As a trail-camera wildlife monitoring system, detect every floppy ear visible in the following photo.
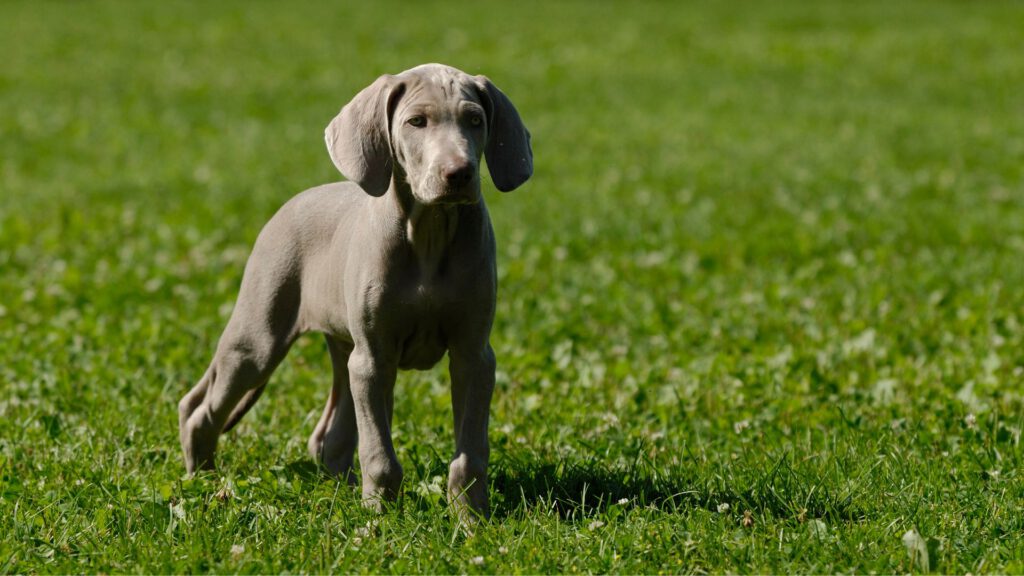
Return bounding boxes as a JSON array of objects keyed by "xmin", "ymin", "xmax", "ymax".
[
  {"xmin": 324, "ymin": 75, "xmax": 405, "ymax": 196},
  {"xmin": 474, "ymin": 76, "xmax": 533, "ymax": 192}
]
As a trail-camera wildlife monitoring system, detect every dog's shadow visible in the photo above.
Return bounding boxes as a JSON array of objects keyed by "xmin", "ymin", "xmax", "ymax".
[
  {"xmin": 488, "ymin": 459, "xmax": 702, "ymax": 519},
  {"xmin": 487, "ymin": 457, "xmax": 864, "ymax": 522},
  {"xmin": 283, "ymin": 458, "xmax": 323, "ymax": 481},
  {"xmin": 283, "ymin": 452, "xmax": 694, "ymax": 518},
  {"xmin": 281, "ymin": 452, "xmax": 862, "ymax": 522}
]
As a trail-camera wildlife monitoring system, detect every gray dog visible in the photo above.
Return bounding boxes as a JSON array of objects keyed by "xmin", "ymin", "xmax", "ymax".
[{"xmin": 177, "ymin": 63, "xmax": 532, "ymax": 519}]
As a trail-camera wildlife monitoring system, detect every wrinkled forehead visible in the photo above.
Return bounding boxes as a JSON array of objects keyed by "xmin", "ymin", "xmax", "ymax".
[{"xmin": 397, "ymin": 66, "xmax": 482, "ymax": 110}]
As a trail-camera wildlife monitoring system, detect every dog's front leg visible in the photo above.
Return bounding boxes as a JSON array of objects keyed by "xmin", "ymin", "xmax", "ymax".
[
  {"xmin": 347, "ymin": 347, "xmax": 403, "ymax": 509},
  {"xmin": 448, "ymin": 343, "xmax": 496, "ymax": 521}
]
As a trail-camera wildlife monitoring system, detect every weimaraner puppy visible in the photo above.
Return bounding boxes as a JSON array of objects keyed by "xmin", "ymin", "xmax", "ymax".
[{"xmin": 177, "ymin": 63, "xmax": 532, "ymax": 519}]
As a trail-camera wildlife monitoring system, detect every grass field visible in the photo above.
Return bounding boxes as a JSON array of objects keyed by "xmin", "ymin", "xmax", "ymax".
[{"xmin": 3, "ymin": 1, "xmax": 1024, "ymax": 573}]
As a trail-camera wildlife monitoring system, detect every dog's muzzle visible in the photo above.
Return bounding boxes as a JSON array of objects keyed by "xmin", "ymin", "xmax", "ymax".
[{"xmin": 427, "ymin": 161, "xmax": 480, "ymax": 204}]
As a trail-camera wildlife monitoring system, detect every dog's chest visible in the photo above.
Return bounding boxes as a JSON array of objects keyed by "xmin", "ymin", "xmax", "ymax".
[{"xmin": 393, "ymin": 282, "xmax": 450, "ymax": 370}]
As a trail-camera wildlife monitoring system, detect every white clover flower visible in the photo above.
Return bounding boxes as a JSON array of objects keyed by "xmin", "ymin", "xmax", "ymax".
[{"xmin": 170, "ymin": 502, "xmax": 186, "ymax": 520}]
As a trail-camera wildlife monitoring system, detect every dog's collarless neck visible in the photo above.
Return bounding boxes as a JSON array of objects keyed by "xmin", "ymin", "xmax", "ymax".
[{"xmin": 386, "ymin": 180, "xmax": 462, "ymax": 275}]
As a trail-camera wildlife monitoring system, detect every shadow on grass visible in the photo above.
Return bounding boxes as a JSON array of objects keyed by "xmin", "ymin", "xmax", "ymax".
[
  {"xmin": 489, "ymin": 455, "xmax": 865, "ymax": 522},
  {"xmin": 278, "ymin": 449, "xmax": 865, "ymax": 523},
  {"xmin": 283, "ymin": 459, "xmax": 322, "ymax": 481}
]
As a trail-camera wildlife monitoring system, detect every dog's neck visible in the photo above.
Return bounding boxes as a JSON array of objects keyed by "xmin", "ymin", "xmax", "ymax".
[
  {"xmin": 404, "ymin": 202, "xmax": 459, "ymax": 273},
  {"xmin": 387, "ymin": 180, "xmax": 462, "ymax": 276}
]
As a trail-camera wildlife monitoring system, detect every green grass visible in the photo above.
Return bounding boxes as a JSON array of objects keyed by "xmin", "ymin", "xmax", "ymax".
[{"xmin": 2, "ymin": 0, "xmax": 1024, "ymax": 572}]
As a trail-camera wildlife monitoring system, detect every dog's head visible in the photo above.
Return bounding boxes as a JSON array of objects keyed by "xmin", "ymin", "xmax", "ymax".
[{"xmin": 325, "ymin": 64, "xmax": 532, "ymax": 205}]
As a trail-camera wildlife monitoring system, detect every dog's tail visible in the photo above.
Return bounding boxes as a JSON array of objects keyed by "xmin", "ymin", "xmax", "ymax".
[{"xmin": 222, "ymin": 384, "xmax": 268, "ymax": 433}]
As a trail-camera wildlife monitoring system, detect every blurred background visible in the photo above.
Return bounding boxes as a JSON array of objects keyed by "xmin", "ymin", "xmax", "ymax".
[{"xmin": 1, "ymin": 1, "xmax": 1023, "ymax": 572}]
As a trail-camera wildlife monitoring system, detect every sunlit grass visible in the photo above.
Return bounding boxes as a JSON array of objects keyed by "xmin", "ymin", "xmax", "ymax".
[{"xmin": 2, "ymin": 1, "xmax": 1023, "ymax": 572}]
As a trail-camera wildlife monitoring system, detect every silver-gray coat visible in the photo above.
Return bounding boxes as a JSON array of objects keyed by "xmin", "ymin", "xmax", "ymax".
[{"xmin": 177, "ymin": 63, "xmax": 532, "ymax": 520}]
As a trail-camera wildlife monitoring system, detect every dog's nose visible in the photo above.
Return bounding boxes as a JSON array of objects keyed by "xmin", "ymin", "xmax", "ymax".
[{"xmin": 443, "ymin": 161, "xmax": 475, "ymax": 187}]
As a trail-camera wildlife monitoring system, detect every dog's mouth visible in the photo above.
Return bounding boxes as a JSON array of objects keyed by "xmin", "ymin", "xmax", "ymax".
[
  {"xmin": 439, "ymin": 190, "xmax": 481, "ymax": 205},
  {"xmin": 416, "ymin": 184, "xmax": 481, "ymax": 206}
]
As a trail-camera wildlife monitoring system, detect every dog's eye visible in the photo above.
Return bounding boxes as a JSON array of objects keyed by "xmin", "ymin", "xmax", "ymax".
[
  {"xmin": 469, "ymin": 115, "xmax": 483, "ymax": 127},
  {"xmin": 407, "ymin": 116, "xmax": 427, "ymax": 128}
]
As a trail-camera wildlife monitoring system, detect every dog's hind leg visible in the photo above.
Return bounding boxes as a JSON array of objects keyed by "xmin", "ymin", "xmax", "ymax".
[
  {"xmin": 178, "ymin": 366, "xmax": 212, "ymax": 445},
  {"xmin": 308, "ymin": 335, "xmax": 357, "ymax": 484},
  {"xmin": 179, "ymin": 268, "xmax": 300, "ymax": 473},
  {"xmin": 179, "ymin": 328, "xmax": 294, "ymax": 473},
  {"xmin": 221, "ymin": 382, "xmax": 268, "ymax": 434}
]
